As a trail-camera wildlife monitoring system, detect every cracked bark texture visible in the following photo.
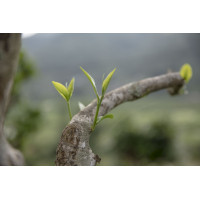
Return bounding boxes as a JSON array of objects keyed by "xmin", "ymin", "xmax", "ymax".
[
  {"xmin": 0, "ymin": 33, "xmax": 24, "ymax": 165},
  {"xmin": 55, "ymin": 72, "xmax": 184, "ymax": 166}
]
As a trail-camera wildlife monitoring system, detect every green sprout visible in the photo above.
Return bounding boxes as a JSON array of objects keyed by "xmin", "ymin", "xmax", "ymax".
[
  {"xmin": 180, "ymin": 63, "xmax": 192, "ymax": 83},
  {"xmin": 80, "ymin": 67, "xmax": 116, "ymax": 131},
  {"xmin": 52, "ymin": 78, "xmax": 75, "ymax": 120}
]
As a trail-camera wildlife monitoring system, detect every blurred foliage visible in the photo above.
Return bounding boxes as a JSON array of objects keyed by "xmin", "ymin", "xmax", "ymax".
[
  {"xmin": 11, "ymin": 51, "xmax": 35, "ymax": 105},
  {"xmin": 113, "ymin": 118, "xmax": 175, "ymax": 165},
  {"xmin": 7, "ymin": 105, "xmax": 41, "ymax": 149},
  {"xmin": 5, "ymin": 50, "xmax": 41, "ymax": 150},
  {"xmin": 89, "ymin": 99, "xmax": 200, "ymax": 166}
]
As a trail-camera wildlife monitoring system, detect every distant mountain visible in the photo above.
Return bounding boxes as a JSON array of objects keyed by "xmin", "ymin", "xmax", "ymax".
[{"xmin": 22, "ymin": 33, "xmax": 200, "ymax": 100}]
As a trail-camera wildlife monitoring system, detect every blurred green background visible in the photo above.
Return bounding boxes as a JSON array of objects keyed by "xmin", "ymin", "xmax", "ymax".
[{"xmin": 4, "ymin": 33, "xmax": 200, "ymax": 165}]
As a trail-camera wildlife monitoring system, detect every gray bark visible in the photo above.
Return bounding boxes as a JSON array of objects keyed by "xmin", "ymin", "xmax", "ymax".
[
  {"xmin": 55, "ymin": 72, "xmax": 184, "ymax": 166},
  {"xmin": 0, "ymin": 33, "xmax": 24, "ymax": 165}
]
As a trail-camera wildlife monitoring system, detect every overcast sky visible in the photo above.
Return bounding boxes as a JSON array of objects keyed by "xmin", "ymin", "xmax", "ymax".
[{"xmin": 22, "ymin": 33, "xmax": 36, "ymax": 38}]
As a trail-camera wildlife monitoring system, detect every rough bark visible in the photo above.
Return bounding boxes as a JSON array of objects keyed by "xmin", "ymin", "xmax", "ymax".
[
  {"xmin": 0, "ymin": 33, "xmax": 24, "ymax": 165},
  {"xmin": 55, "ymin": 72, "xmax": 184, "ymax": 166}
]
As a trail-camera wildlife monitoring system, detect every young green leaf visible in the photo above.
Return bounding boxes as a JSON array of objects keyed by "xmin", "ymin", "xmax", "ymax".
[
  {"xmin": 80, "ymin": 67, "xmax": 99, "ymax": 100},
  {"xmin": 52, "ymin": 81, "xmax": 69, "ymax": 101},
  {"xmin": 67, "ymin": 78, "xmax": 75, "ymax": 99},
  {"xmin": 97, "ymin": 114, "xmax": 114, "ymax": 124},
  {"xmin": 180, "ymin": 63, "xmax": 192, "ymax": 83},
  {"xmin": 78, "ymin": 101, "xmax": 86, "ymax": 111},
  {"xmin": 102, "ymin": 68, "xmax": 116, "ymax": 95}
]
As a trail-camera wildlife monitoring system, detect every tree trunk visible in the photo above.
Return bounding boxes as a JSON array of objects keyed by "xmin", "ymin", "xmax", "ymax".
[
  {"xmin": 55, "ymin": 72, "xmax": 184, "ymax": 166},
  {"xmin": 0, "ymin": 33, "xmax": 24, "ymax": 165}
]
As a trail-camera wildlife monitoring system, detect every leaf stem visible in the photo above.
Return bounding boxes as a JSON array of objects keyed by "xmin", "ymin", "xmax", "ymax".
[
  {"xmin": 92, "ymin": 96, "xmax": 103, "ymax": 131},
  {"xmin": 67, "ymin": 101, "xmax": 72, "ymax": 120}
]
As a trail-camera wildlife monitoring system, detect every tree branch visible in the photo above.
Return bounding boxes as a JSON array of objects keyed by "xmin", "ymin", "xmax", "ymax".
[
  {"xmin": 0, "ymin": 33, "xmax": 24, "ymax": 165},
  {"xmin": 55, "ymin": 72, "xmax": 184, "ymax": 166}
]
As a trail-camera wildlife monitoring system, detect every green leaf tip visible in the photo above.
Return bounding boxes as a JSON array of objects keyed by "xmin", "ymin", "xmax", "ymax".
[
  {"xmin": 102, "ymin": 68, "xmax": 116, "ymax": 95},
  {"xmin": 97, "ymin": 114, "xmax": 114, "ymax": 124},
  {"xmin": 80, "ymin": 66, "xmax": 99, "ymax": 99},
  {"xmin": 52, "ymin": 81, "xmax": 69, "ymax": 101},
  {"xmin": 52, "ymin": 78, "xmax": 75, "ymax": 102},
  {"xmin": 67, "ymin": 77, "xmax": 75, "ymax": 99},
  {"xmin": 180, "ymin": 63, "xmax": 192, "ymax": 83}
]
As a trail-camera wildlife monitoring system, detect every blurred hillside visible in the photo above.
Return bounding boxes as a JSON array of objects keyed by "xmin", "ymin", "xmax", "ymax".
[{"xmin": 22, "ymin": 34, "xmax": 200, "ymax": 101}]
